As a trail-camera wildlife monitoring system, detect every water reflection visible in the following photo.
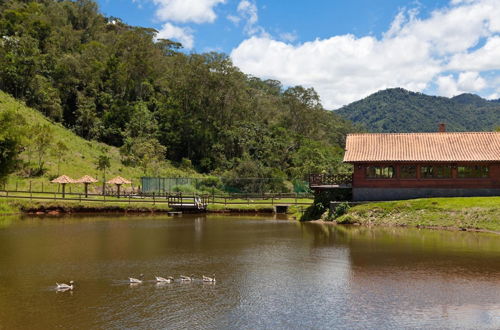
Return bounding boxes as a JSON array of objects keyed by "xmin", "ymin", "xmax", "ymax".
[{"xmin": 0, "ymin": 214, "xmax": 498, "ymax": 329}]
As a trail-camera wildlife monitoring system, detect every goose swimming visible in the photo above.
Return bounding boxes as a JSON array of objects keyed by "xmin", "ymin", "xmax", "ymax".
[
  {"xmin": 155, "ymin": 276, "xmax": 174, "ymax": 283},
  {"xmin": 202, "ymin": 275, "xmax": 216, "ymax": 283},
  {"xmin": 180, "ymin": 275, "xmax": 194, "ymax": 282},
  {"xmin": 129, "ymin": 274, "xmax": 144, "ymax": 284},
  {"xmin": 56, "ymin": 281, "xmax": 74, "ymax": 290}
]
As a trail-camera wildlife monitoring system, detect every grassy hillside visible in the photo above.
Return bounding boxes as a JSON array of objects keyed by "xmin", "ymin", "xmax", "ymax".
[
  {"xmin": 0, "ymin": 91, "xmax": 194, "ymax": 192},
  {"xmin": 337, "ymin": 197, "xmax": 500, "ymax": 232},
  {"xmin": 335, "ymin": 88, "xmax": 500, "ymax": 132}
]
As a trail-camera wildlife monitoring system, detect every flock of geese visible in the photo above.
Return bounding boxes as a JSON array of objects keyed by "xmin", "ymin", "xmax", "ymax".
[{"xmin": 56, "ymin": 274, "xmax": 216, "ymax": 291}]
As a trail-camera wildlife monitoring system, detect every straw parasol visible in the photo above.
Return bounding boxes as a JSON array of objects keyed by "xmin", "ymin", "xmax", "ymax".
[
  {"xmin": 50, "ymin": 175, "xmax": 75, "ymax": 198},
  {"xmin": 75, "ymin": 175, "xmax": 98, "ymax": 198},
  {"xmin": 106, "ymin": 176, "xmax": 132, "ymax": 197}
]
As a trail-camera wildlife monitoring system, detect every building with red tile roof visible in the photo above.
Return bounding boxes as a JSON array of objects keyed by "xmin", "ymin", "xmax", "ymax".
[{"xmin": 342, "ymin": 128, "xmax": 500, "ymax": 201}]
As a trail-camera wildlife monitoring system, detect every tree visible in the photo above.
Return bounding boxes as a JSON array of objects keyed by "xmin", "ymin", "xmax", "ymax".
[
  {"xmin": 120, "ymin": 137, "xmax": 166, "ymax": 175},
  {"xmin": 32, "ymin": 123, "xmax": 53, "ymax": 175},
  {"xmin": 52, "ymin": 141, "xmax": 69, "ymax": 176},
  {"xmin": 96, "ymin": 152, "xmax": 110, "ymax": 193},
  {"xmin": 0, "ymin": 110, "xmax": 25, "ymax": 183}
]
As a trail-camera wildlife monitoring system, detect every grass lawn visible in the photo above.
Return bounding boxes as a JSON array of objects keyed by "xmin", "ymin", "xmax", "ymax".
[{"xmin": 337, "ymin": 196, "xmax": 500, "ymax": 232}]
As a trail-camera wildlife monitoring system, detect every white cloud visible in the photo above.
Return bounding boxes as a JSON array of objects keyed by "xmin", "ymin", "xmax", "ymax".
[
  {"xmin": 231, "ymin": 0, "xmax": 500, "ymax": 108},
  {"xmin": 157, "ymin": 23, "xmax": 194, "ymax": 49},
  {"xmin": 279, "ymin": 31, "xmax": 298, "ymax": 43},
  {"xmin": 487, "ymin": 92, "xmax": 499, "ymax": 99},
  {"xmin": 227, "ymin": 14, "xmax": 241, "ymax": 25},
  {"xmin": 437, "ymin": 72, "xmax": 486, "ymax": 96},
  {"xmin": 151, "ymin": 0, "xmax": 226, "ymax": 24},
  {"xmin": 234, "ymin": 0, "xmax": 269, "ymax": 37},
  {"xmin": 448, "ymin": 36, "xmax": 500, "ymax": 71}
]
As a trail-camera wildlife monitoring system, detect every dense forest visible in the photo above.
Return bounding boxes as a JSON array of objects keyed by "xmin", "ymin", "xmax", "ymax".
[
  {"xmin": 0, "ymin": 0, "xmax": 357, "ymax": 186},
  {"xmin": 336, "ymin": 88, "xmax": 500, "ymax": 132}
]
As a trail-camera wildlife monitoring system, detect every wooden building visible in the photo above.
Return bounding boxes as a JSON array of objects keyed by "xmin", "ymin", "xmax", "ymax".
[{"xmin": 342, "ymin": 128, "xmax": 500, "ymax": 201}]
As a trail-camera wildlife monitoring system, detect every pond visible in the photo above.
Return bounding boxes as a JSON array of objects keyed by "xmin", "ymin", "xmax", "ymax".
[{"xmin": 0, "ymin": 214, "xmax": 499, "ymax": 329}]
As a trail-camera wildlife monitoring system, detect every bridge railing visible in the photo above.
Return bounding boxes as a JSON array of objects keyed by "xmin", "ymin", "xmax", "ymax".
[{"xmin": 308, "ymin": 173, "xmax": 352, "ymax": 187}]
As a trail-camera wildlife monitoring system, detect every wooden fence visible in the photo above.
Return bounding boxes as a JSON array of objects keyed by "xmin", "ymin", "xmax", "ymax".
[{"xmin": 0, "ymin": 189, "xmax": 314, "ymax": 207}]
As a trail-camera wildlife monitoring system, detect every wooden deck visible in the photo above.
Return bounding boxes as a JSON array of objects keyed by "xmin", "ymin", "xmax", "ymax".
[
  {"xmin": 167, "ymin": 195, "xmax": 208, "ymax": 212},
  {"xmin": 309, "ymin": 174, "xmax": 353, "ymax": 191}
]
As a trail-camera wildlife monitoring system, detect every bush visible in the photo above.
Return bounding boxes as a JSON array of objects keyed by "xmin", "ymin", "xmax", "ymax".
[
  {"xmin": 171, "ymin": 184, "xmax": 199, "ymax": 193},
  {"xmin": 332, "ymin": 202, "xmax": 350, "ymax": 219},
  {"xmin": 300, "ymin": 188, "xmax": 352, "ymax": 221},
  {"xmin": 300, "ymin": 202, "xmax": 326, "ymax": 221}
]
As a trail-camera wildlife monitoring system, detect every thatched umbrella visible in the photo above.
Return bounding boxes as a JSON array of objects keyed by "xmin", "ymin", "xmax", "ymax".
[
  {"xmin": 75, "ymin": 175, "xmax": 98, "ymax": 198},
  {"xmin": 106, "ymin": 176, "xmax": 132, "ymax": 197},
  {"xmin": 50, "ymin": 175, "xmax": 75, "ymax": 198}
]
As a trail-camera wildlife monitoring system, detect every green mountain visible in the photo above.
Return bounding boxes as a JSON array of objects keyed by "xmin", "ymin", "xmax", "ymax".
[{"xmin": 335, "ymin": 88, "xmax": 500, "ymax": 132}]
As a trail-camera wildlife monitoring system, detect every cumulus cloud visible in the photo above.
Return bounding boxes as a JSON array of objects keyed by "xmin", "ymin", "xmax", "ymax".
[
  {"xmin": 437, "ymin": 72, "xmax": 486, "ymax": 96},
  {"xmin": 157, "ymin": 23, "xmax": 194, "ymax": 49},
  {"xmin": 230, "ymin": 0, "xmax": 500, "ymax": 108},
  {"xmin": 448, "ymin": 36, "xmax": 500, "ymax": 71},
  {"xmin": 151, "ymin": 0, "xmax": 226, "ymax": 24}
]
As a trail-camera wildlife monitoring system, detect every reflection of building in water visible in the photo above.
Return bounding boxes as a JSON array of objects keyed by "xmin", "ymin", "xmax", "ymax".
[{"xmin": 339, "ymin": 226, "xmax": 500, "ymax": 329}]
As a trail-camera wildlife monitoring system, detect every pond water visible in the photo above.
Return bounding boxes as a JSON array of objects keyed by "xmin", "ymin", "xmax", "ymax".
[{"xmin": 0, "ymin": 214, "xmax": 499, "ymax": 329}]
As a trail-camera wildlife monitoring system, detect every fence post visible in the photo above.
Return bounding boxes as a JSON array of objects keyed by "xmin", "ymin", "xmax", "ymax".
[
  {"xmin": 153, "ymin": 192, "xmax": 156, "ymax": 205},
  {"xmin": 15, "ymin": 181, "xmax": 18, "ymax": 192},
  {"xmin": 295, "ymin": 193, "xmax": 297, "ymax": 205},
  {"xmin": 29, "ymin": 181, "xmax": 32, "ymax": 193},
  {"xmin": 41, "ymin": 182, "xmax": 44, "ymax": 193},
  {"xmin": 272, "ymin": 195, "xmax": 274, "ymax": 206},
  {"xmin": 224, "ymin": 196, "xmax": 227, "ymax": 208}
]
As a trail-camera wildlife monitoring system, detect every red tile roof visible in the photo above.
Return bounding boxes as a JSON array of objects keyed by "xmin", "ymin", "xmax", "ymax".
[{"xmin": 343, "ymin": 132, "xmax": 500, "ymax": 162}]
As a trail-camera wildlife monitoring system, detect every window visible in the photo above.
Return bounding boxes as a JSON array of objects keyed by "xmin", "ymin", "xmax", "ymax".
[
  {"xmin": 366, "ymin": 166, "xmax": 395, "ymax": 179},
  {"xmin": 400, "ymin": 165, "xmax": 417, "ymax": 179},
  {"xmin": 458, "ymin": 165, "xmax": 489, "ymax": 178},
  {"xmin": 421, "ymin": 166, "xmax": 452, "ymax": 179}
]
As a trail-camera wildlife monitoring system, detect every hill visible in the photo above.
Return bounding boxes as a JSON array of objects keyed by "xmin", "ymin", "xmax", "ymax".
[
  {"xmin": 0, "ymin": 0, "xmax": 356, "ymax": 183},
  {"xmin": 0, "ymin": 91, "xmax": 193, "ymax": 192},
  {"xmin": 335, "ymin": 88, "xmax": 500, "ymax": 132}
]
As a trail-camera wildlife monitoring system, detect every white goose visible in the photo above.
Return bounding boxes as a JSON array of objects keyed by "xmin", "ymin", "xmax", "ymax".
[
  {"xmin": 155, "ymin": 276, "xmax": 174, "ymax": 283},
  {"xmin": 180, "ymin": 275, "xmax": 194, "ymax": 282},
  {"xmin": 129, "ymin": 274, "xmax": 144, "ymax": 284},
  {"xmin": 202, "ymin": 274, "xmax": 216, "ymax": 283},
  {"xmin": 56, "ymin": 281, "xmax": 74, "ymax": 290}
]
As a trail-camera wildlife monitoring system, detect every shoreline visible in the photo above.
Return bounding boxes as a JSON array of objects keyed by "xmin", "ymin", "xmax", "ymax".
[
  {"xmin": 308, "ymin": 219, "xmax": 500, "ymax": 235},
  {"xmin": 0, "ymin": 199, "xmax": 282, "ymax": 216}
]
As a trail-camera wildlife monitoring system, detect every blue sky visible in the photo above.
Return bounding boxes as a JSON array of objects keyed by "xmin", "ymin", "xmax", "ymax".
[{"xmin": 96, "ymin": 0, "xmax": 500, "ymax": 108}]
